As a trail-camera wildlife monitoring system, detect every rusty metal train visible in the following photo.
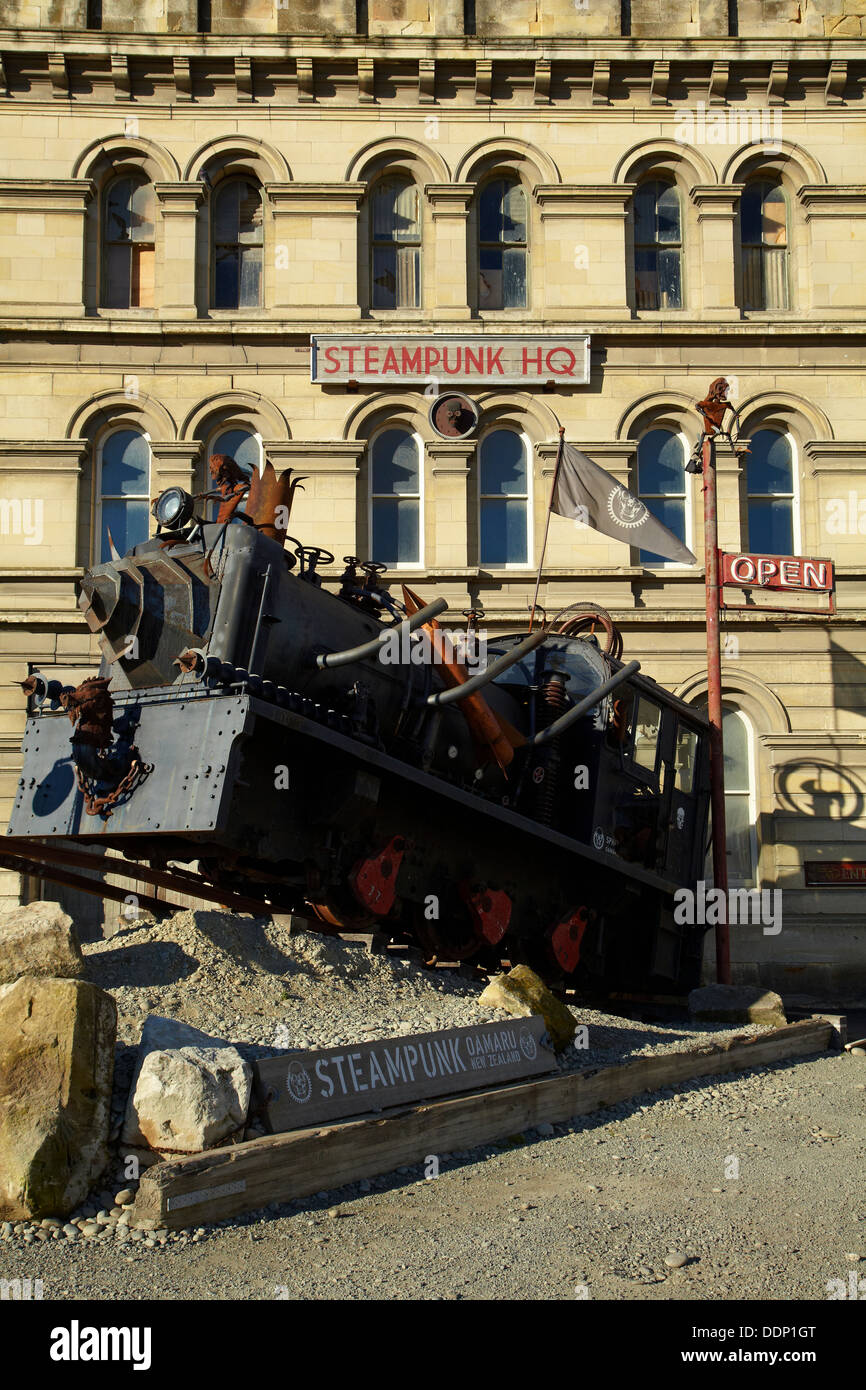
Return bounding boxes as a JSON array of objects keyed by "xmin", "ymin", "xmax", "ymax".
[{"xmin": 4, "ymin": 455, "xmax": 712, "ymax": 992}]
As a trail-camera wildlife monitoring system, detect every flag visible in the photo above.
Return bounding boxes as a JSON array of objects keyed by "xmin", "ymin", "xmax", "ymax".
[{"xmin": 552, "ymin": 441, "xmax": 696, "ymax": 565}]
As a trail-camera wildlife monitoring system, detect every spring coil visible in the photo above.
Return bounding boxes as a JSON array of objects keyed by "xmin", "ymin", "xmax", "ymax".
[{"xmin": 531, "ymin": 674, "xmax": 570, "ymax": 825}]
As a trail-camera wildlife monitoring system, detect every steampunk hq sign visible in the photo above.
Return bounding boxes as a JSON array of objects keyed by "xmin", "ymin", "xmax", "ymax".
[
  {"xmin": 310, "ymin": 334, "xmax": 591, "ymax": 385},
  {"xmin": 254, "ymin": 1017, "xmax": 556, "ymax": 1133}
]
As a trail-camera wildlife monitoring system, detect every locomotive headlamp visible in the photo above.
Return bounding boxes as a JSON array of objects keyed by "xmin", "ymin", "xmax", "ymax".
[{"xmin": 152, "ymin": 487, "xmax": 195, "ymax": 531}]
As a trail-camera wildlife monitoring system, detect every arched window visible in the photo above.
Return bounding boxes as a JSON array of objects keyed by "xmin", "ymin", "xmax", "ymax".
[
  {"xmin": 633, "ymin": 180, "xmax": 682, "ymax": 310},
  {"xmin": 741, "ymin": 181, "xmax": 789, "ymax": 310},
  {"xmin": 478, "ymin": 178, "xmax": 527, "ymax": 310},
  {"xmin": 721, "ymin": 704, "xmax": 758, "ymax": 886},
  {"xmin": 746, "ymin": 429, "xmax": 796, "ymax": 554},
  {"xmin": 479, "ymin": 430, "xmax": 530, "ymax": 566},
  {"xmin": 370, "ymin": 429, "xmax": 421, "ymax": 565},
  {"xmin": 370, "ymin": 177, "xmax": 421, "ymax": 310},
  {"xmin": 212, "ymin": 179, "xmax": 263, "ymax": 309},
  {"xmin": 102, "ymin": 174, "xmax": 155, "ymax": 309},
  {"xmin": 636, "ymin": 428, "xmax": 689, "ymax": 565},
  {"xmin": 97, "ymin": 429, "xmax": 150, "ymax": 562},
  {"xmin": 205, "ymin": 427, "xmax": 262, "ymax": 519}
]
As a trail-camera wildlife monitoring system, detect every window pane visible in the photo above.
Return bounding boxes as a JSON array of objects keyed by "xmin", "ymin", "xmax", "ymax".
[
  {"xmin": 763, "ymin": 247, "xmax": 789, "ymax": 309},
  {"xmin": 103, "ymin": 242, "xmax": 131, "ymax": 309},
  {"xmin": 502, "ymin": 247, "xmax": 527, "ymax": 307},
  {"xmin": 762, "ymin": 186, "xmax": 787, "ymax": 247},
  {"xmin": 213, "ymin": 429, "xmax": 260, "ymax": 477},
  {"xmin": 480, "ymin": 431, "xmax": 526, "ymax": 496},
  {"xmin": 479, "ymin": 181, "xmax": 505, "ymax": 242},
  {"xmin": 129, "ymin": 179, "xmax": 155, "ymax": 243},
  {"xmin": 747, "ymin": 430, "xmax": 793, "ymax": 494},
  {"xmin": 372, "ymin": 246, "xmax": 397, "ymax": 308},
  {"xmin": 101, "ymin": 430, "xmax": 149, "ymax": 496},
  {"xmin": 675, "ymin": 726, "xmax": 698, "ymax": 795},
  {"xmin": 101, "ymin": 498, "xmax": 150, "ymax": 562},
  {"xmin": 131, "ymin": 244, "xmax": 155, "ymax": 308},
  {"xmin": 501, "ymin": 182, "xmax": 526, "ymax": 244},
  {"xmin": 479, "ymin": 249, "xmax": 503, "ymax": 309},
  {"xmin": 722, "ymin": 707, "xmax": 749, "ymax": 792},
  {"xmin": 372, "ymin": 178, "xmax": 419, "ymax": 242},
  {"xmin": 372, "ymin": 430, "xmax": 419, "ymax": 495},
  {"xmin": 105, "ymin": 178, "xmax": 134, "ymax": 243},
  {"xmin": 633, "ymin": 183, "xmax": 656, "ymax": 245},
  {"xmin": 742, "ymin": 245, "xmax": 763, "ymax": 309},
  {"xmin": 634, "ymin": 249, "xmax": 658, "ymax": 310},
  {"xmin": 724, "ymin": 794, "xmax": 754, "ymax": 882},
  {"xmin": 748, "ymin": 498, "xmax": 794, "ymax": 554},
  {"xmin": 238, "ymin": 245, "xmax": 262, "ymax": 307},
  {"xmin": 214, "ymin": 246, "xmax": 239, "ymax": 308},
  {"xmin": 656, "ymin": 184, "xmax": 681, "ymax": 244},
  {"xmin": 238, "ymin": 184, "xmax": 263, "ymax": 245},
  {"xmin": 395, "ymin": 246, "xmax": 420, "ymax": 308},
  {"xmin": 741, "ymin": 182, "xmax": 768, "ymax": 245},
  {"xmin": 639, "ymin": 498, "xmax": 685, "ymax": 565},
  {"xmin": 372, "ymin": 498, "xmax": 419, "ymax": 564},
  {"xmin": 657, "ymin": 248, "xmax": 682, "ymax": 308},
  {"xmin": 638, "ymin": 429, "xmax": 684, "ymax": 495},
  {"xmin": 480, "ymin": 498, "xmax": 528, "ymax": 565},
  {"xmin": 213, "ymin": 182, "xmax": 239, "ymax": 244},
  {"xmin": 633, "ymin": 697, "xmax": 661, "ymax": 773}
]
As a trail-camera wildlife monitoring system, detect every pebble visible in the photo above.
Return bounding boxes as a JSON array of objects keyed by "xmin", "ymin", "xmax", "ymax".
[
  {"xmin": 114, "ymin": 1190, "xmax": 135, "ymax": 1207},
  {"xmin": 664, "ymin": 1252, "xmax": 689, "ymax": 1269}
]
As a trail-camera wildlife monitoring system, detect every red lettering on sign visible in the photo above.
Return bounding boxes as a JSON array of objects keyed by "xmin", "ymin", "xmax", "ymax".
[
  {"xmin": 364, "ymin": 346, "xmax": 379, "ymax": 374},
  {"xmin": 382, "ymin": 347, "xmax": 400, "ymax": 373},
  {"xmin": 802, "ymin": 561, "xmax": 827, "ymax": 589},
  {"xmin": 401, "ymin": 347, "xmax": 422, "ymax": 373},
  {"xmin": 522, "ymin": 347, "xmax": 543, "ymax": 374},
  {"xmin": 730, "ymin": 555, "xmax": 757, "ymax": 583},
  {"xmin": 464, "ymin": 346, "xmax": 484, "ymax": 375},
  {"xmin": 424, "ymin": 346, "xmax": 441, "ymax": 375},
  {"xmin": 442, "ymin": 348, "xmax": 462, "ymax": 375},
  {"xmin": 323, "ymin": 346, "xmax": 342, "ymax": 374},
  {"xmin": 487, "ymin": 347, "xmax": 504, "ymax": 374},
  {"xmin": 345, "ymin": 346, "xmax": 360, "ymax": 374},
  {"xmin": 546, "ymin": 347, "xmax": 577, "ymax": 376}
]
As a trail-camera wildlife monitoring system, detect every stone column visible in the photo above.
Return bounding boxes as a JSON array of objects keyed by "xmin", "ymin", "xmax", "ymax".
[
  {"xmin": 0, "ymin": 180, "xmax": 93, "ymax": 316},
  {"xmin": 536, "ymin": 186, "xmax": 635, "ymax": 320},
  {"xmin": 149, "ymin": 441, "xmax": 201, "ymax": 498},
  {"xmin": 154, "ymin": 183, "xmax": 205, "ymax": 320},
  {"xmin": 426, "ymin": 185, "xmax": 473, "ymax": 322},
  {"xmin": 690, "ymin": 185, "xmax": 743, "ymax": 318},
  {"xmin": 426, "ymin": 439, "xmax": 474, "ymax": 569},
  {"xmin": 263, "ymin": 441, "xmax": 364, "ymax": 562},
  {"xmin": 267, "ymin": 185, "xmax": 365, "ymax": 320}
]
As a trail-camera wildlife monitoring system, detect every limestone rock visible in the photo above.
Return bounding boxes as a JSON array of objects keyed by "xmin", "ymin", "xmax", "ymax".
[
  {"xmin": 688, "ymin": 984, "xmax": 786, "ymax": 1028},
  {"xmin": 121, "ymin": 1014, "xmax": 233, "ymax": 1142},
  {"xmin": 480, "ymin": 964, "xmax": 576, "ymax": 1052},
  {"xmin": 0, "ymin": 901, "xmax": 84, "ymax": 985},
  {"xmin": 0, "ymin": 975, "xmax": 116, "ymax": 1220},
  {"xmin": 124, "ymin": 1046, "xmax": 252, "ymax": 1154}
]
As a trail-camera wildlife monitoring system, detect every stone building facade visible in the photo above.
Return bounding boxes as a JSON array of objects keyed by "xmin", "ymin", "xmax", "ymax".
[{"xmin": 0, "ymin": 0, "xmax": 864, "ymax": 994}]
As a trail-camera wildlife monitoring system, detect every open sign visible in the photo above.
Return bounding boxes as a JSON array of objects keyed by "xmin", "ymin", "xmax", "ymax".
[{"xmin": 720, "ymin": 552, "xmax": 834, "ymax": 593}]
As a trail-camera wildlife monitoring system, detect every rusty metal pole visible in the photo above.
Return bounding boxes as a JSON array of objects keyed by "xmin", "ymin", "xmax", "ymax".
[{"xmin": 702, "ymin": 429, "xmax": 731, "ymax": 984}]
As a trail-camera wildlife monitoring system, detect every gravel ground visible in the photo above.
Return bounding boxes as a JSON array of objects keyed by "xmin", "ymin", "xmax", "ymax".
[{"xmin": 2, "ymin": 909, "xmax": 863, "ymax": 1300}]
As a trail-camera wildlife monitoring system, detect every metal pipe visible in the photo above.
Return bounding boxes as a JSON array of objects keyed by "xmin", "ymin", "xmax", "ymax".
[
  {"xmin": 702, "ymin": 431, "xmax": 730, "ymax": 984},
  {"xmin": 525, "ymin": 660, "xmax": 640, "ymax": 747},
  {"xmin": 426, "ymin": 630, "xmax": 548, "ymax": 706},
  {"xmin": 315, "ymin": 597, "xmax": 448, "ymax": 670}
]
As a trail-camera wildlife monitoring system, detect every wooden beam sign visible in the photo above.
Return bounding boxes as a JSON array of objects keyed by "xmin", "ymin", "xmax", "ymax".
[{"xmin": 254, "ymin": 1017, "xmax": 556, "ymax": 1133}]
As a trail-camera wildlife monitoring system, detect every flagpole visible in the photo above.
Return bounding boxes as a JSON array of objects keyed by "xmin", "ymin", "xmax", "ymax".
[{"xmin": 529, "ymin": 425, "xmax": 565, "ymax": 633}]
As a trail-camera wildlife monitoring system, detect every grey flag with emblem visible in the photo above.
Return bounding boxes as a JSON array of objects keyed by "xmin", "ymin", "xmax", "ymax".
[{"xmin": 551, "ymin": 441, "xmax": 696, "ymax": 564}]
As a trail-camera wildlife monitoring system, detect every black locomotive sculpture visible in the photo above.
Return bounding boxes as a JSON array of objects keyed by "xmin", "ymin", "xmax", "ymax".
[{"xmin": 6, "ymin": 455, "xmax": 712, "ymax": 992}]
